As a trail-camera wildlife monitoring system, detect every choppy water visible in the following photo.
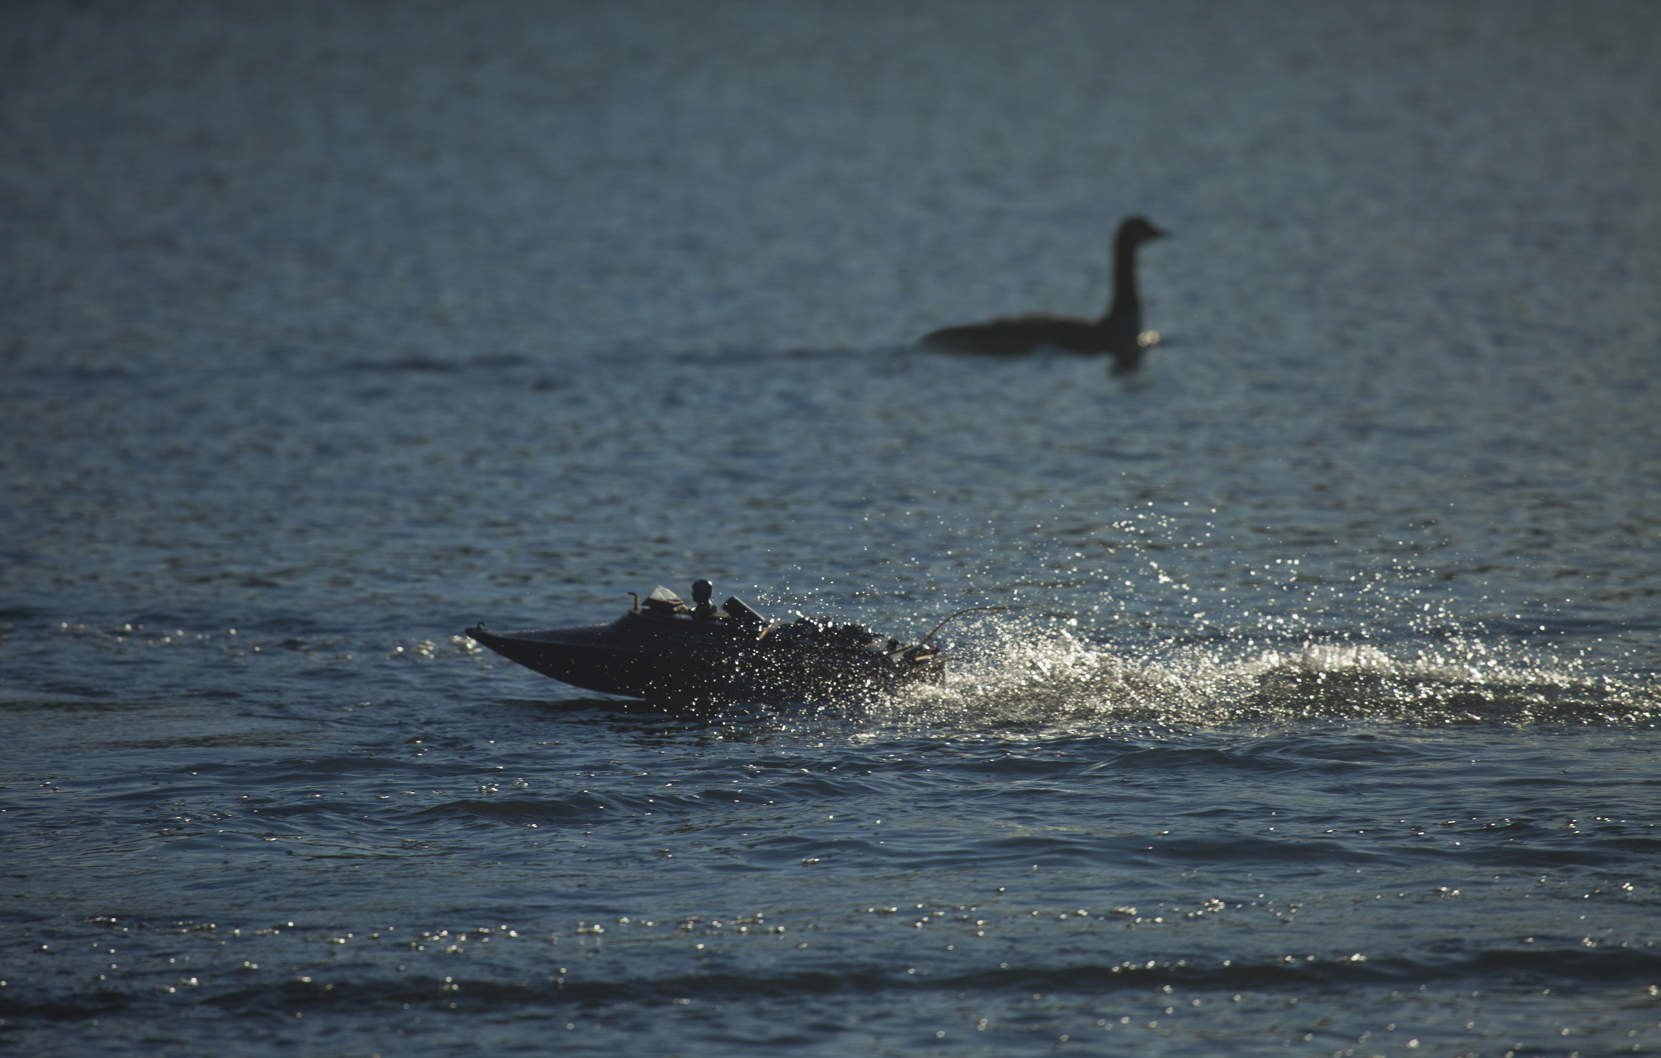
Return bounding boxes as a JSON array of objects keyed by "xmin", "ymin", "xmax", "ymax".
[{"xmin": 3, "ymin": 2, "xmax": 1659, "ymax": 1055}]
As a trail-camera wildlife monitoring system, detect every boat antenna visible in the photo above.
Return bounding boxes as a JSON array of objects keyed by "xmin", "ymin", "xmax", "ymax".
[{"xmin": 919, "ymin": 605, "xmax": 1012, "ymax": 646}]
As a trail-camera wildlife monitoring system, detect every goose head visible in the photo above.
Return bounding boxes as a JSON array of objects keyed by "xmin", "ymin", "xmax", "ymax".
[{"xmin": 1117, "ymin": 215, "xmax": 1167, "ymax": 248}]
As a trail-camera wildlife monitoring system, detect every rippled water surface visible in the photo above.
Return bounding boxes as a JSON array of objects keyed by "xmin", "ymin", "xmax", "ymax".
[{"xmin": 3, "ymin": 2, "xmax": 1659, "ymax": 1055}]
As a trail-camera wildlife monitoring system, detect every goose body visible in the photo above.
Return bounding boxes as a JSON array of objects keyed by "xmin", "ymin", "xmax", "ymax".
[{"xmin": 920, "ymin": 215, "xmax": 1166, "ymax": 373}]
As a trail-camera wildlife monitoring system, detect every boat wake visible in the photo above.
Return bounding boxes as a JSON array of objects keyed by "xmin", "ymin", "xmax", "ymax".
[{"xmin": 861, "ymin": 623, "xmax": 1660, "ymax": 729}]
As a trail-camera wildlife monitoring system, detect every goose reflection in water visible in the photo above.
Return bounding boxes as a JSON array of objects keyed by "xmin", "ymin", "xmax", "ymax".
[{"xmin": 919, "ymin": 215, "xmax": 1167, "ymax": 374}]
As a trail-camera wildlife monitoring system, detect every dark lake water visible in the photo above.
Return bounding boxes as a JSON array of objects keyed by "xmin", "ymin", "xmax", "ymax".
[{"xmin": 3, "ymin": 2, "xmax": 1659, "ymax": 1055}]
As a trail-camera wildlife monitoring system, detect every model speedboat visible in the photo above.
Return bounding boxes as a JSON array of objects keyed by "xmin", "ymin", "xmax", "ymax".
[{"xmin": 466, "ymin": 580, "xmax": 974, "ymax": 704}]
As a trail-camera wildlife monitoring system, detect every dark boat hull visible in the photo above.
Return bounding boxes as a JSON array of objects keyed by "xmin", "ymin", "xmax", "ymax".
[{"xmin": 467, "ymin": 610, "xmax": 944, "ymax": 704}]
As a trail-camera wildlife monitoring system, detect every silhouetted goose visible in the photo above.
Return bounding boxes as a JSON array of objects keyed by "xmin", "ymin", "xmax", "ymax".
[{"xmin": 919, "ymin": 216, "xmax": 1167, "ymax": 374}]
